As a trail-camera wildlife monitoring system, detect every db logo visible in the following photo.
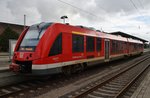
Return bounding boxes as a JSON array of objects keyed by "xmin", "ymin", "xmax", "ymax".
[{"xmin": 20, "ymin": 53, "xmax": 24, "ymax": 58}]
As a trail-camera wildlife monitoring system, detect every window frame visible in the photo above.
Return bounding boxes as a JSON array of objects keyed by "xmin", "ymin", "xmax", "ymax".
[
  {"xmin": 49, "ymin": 33, "xmax": 62, "ymax": 56},
  {"xmin": 72, "ymin": 34, "xmax": 84, "ymax": 53},
  {"xmin": 96, "ymin": 37, "xmax": 102, "ymax": 52},
  {"xmin": 86, "ymin": 36, "xmax": 95, "ymax": 52}
]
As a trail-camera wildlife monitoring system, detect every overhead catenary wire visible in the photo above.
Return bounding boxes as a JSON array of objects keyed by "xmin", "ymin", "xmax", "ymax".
[
  {"xmin": 57, "ymin": 0, "xmax": 112, "ymax": 20},
  {"xmin": 137, "ymin": 0, "xmax": 144, "ymax": 9},
  {"xmin": 129, "ymin": 0, "xmax": 143, "ymax": 16},
  {"xmin": 58, "ymin": 0, "xmax": 149, "ymax": 41},
  {"xmin": 57, "ymin": 0, "xmax": 98, "ymax": 18},
  {"xmin": 57, "ymin": 0, "xmax": 125, "ymax": 31},
  {"xmin": 128, "ymin": 0, "xmax": 147, "ymax": 31}
]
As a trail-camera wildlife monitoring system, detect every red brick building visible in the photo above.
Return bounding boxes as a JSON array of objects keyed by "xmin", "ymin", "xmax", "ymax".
[{"xmin": 0, "ymin": 22, "xmax": 25, "ymax": 35}]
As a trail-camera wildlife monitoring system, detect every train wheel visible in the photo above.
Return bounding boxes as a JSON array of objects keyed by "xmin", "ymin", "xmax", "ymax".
[
  {"xmin": 83, "ymin": 62, "xmax": 87, "ymax": 70},
  {"xmin": 79, "ymin": 63, "xmax": 85, "ymax": 72},
  {"xmin": 62, "ymin": 66, "xmax": 72, "ymax": 75},
  {"xmin": 72, "ymin": 64, "xmax": 84, "ymax": 73}
]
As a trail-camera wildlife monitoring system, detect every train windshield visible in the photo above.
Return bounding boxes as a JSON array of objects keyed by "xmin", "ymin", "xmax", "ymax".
[{"xmin": 19, "ymin": 22, "xmax": 52, "ymax": 51}]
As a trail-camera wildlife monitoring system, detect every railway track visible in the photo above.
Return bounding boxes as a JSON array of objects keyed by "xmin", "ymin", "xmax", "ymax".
[
  {"xmin": 0, "ymin": 54, "xmax": 149, "ymax": 98},
  {"xmin": 0, "ymin": 71, "xmax": 29, "ymax": 88},
  {"xmin": 0, "ymin": 78, "xmax": 45, "ymax": 98},
  {"xmin": 0, "ymin": 70, "xmax": 39, "ymax": 98},
  {"xmin": 61, "ymin": 55, "xmax": 150, "ymax": 98}
]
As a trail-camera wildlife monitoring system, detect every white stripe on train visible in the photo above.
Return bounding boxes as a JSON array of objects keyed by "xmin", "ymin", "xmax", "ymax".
[
  {"xmin": 32, "ymin": 51, "xmax": 142, "ymax": 70},
  {"xmin": 32, "ymin": 56, "xmax": 105, "ymax": 70}
]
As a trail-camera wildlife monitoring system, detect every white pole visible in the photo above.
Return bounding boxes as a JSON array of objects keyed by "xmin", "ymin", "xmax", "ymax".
[{"xmin": 24, "ymin": 14, "xmax": 26, "ymax": 30}]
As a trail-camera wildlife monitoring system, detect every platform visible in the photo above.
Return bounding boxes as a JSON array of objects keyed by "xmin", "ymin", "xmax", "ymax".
[
  {"xmin": 0, "ymin": 53, "xmax": 10, "ymax": 72},
  {"xmin": 143, "ymin": 48, "xmax": 150, "ymax": 54}
]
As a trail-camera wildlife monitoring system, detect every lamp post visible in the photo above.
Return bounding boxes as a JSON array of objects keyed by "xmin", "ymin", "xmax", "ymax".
[
  {"xmin": 60, "ymin": 15, "xmax": 68, "ymax": 23},
  {"xmin": 24, "ymin": 14, "xmax": 26, "ymax": 30}
]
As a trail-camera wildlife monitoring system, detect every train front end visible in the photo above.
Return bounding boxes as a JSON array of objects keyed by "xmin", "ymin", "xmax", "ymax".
[{"xmin": 9, "ymin": 22, "xmax": 52, "ymax": 75}]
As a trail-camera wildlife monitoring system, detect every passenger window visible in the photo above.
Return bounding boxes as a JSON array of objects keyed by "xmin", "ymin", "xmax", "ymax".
[
  {"xmin": 112, "ymin": 40, "xmax": 116, "ymax": 53},
  {"xmin": 96, "ymin": 38, "xmax": 101, "ymax": 51},
  {"xmin": 86, "ymin": 36, "xmax": 94, "ymax": 52},
  {"xmin": 49, "ymin": 33, "xmax": 62, "ymax": 56},
  {"xmin": 72, "ymin": 34, "xmax": 84, "ymax": 52}
]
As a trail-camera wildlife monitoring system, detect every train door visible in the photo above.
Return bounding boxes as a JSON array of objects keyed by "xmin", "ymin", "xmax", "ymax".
[
  {"xmin": 62, "ymin": 32, "xmax": 72, "ymax": 61},
  {"xmin": 105, "ymin": 39, "xmax": 110, "ymax": 62}
]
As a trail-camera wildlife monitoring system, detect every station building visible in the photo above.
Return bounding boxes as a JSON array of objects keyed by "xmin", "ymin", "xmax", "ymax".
[{"xmin": 0, "ymin": 22, "xmax": 24, "ymax": 35}]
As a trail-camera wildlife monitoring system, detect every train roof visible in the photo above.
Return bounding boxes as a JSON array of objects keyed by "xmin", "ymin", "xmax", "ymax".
[
  {"xmin": 52, "ymin": 23, "xmax": 143, "ymax": 44},
  {"xmin": 67, "ymin": 24, "xmax": 128, "ymax": 42},
  {"xmin": 104, "ymin": 33, "xmax": 127, "ymax": 42}
]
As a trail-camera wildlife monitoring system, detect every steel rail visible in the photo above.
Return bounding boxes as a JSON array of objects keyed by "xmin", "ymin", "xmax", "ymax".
[
  {"xmin": 73, "ymin": 55, "xmax": 150, "ymax": 98},
  {"xmin": 114, "ymin": 63, "xmax": 150, "ymax": 98}
]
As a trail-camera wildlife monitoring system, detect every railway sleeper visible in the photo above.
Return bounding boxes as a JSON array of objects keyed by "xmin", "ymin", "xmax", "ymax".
[
  {"xmin": 11, "ymin": 86, "xmax": 21, "ymax": 91},
  {"xmin": 98, "ymin": 88, "xmax": 120, "ymax": 95},
  {"xmin": 112, "ymin": 79, "xmax": 129, "ymax": 83},
  {"xmin": 102, "ymin": 86, "xmax": 121, "ymax": 91},
  {"xmin": 105, "ymin": 83, "xmax": 124, "ymax": 88},
  {"xmin": 92, "ymin": 90, "xmax": 116, "ymax": 97},
  {"xmin": 125, "ymin": 91, "xmax": 133, "ymax": 96},
  {"xmin": 109, "ymin": 81, "xmax": 127, "ymax": 86},
  {"xmin": 19, "ymin": 84, "xmax": 29, "ymax": 88},
  {"xmin": 87, "ymin": 94, "xmax": 104, "ymax": 98},
  {"xmin": 1, "ymin": 89, "xmax": 12, "ymax": 94},
  {"xmin": 97, "ymin": 88, "xmax": 118, "ymax": 94},
  {"xmin": 122, "ymin": 94, "xmax": 131, "ymax": 98}
]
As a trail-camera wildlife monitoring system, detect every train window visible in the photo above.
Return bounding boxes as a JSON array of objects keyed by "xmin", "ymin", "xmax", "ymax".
[
  {"xmin": 118, "ymin": 41, "xmax": 122, "ymax": 52},
  {"xmin": 72, "ymin": 34, "xmax": 84, "ymax": 52},
  {"xmin": 86, "ymin": 36, "xmax": 94, "ymax": 52},
  {"xmin": 116, "ymin": 41, "xmax": 119, "ymax": 52},
  {"xmin": 111, "ymin": 40, "xmax": 117, "ymax": 53},
  {"xmin": 19, "ymin": 22, "xmax": 52, "ymax": 51},
  {"xmin": 49, "ymin": 33, "xmax": 62, "ymax": 56},
  {"xmin": 96, "ymin": 38, "xmax": 101, "ymax": 51}
]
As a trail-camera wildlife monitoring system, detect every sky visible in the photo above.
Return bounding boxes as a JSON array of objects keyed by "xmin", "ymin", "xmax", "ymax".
[{"xmin": 0, "ymin": 0, "xmax": 150, "ymax": 42}]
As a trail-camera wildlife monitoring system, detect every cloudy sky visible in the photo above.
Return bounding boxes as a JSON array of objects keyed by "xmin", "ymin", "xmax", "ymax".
[{"xmin": 0, "ymin": 0, "xmax": 150, "ymax": 42}]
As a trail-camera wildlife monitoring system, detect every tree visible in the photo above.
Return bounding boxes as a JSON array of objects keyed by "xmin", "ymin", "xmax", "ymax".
[{"xmin": 0, "ymin": 27, "xmax": 19, "ymax": 52}]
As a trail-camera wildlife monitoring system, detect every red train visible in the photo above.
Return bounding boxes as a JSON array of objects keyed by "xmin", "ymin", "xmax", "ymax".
[{"xmin": 9, "ymin": 22, "xmax": 143, "ymax": 75}]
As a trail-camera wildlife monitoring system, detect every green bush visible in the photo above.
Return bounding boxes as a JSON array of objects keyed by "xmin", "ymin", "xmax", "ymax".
[{"xmin": 0, "ymin": 27, "xmax": 19, "ymax": 52}]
